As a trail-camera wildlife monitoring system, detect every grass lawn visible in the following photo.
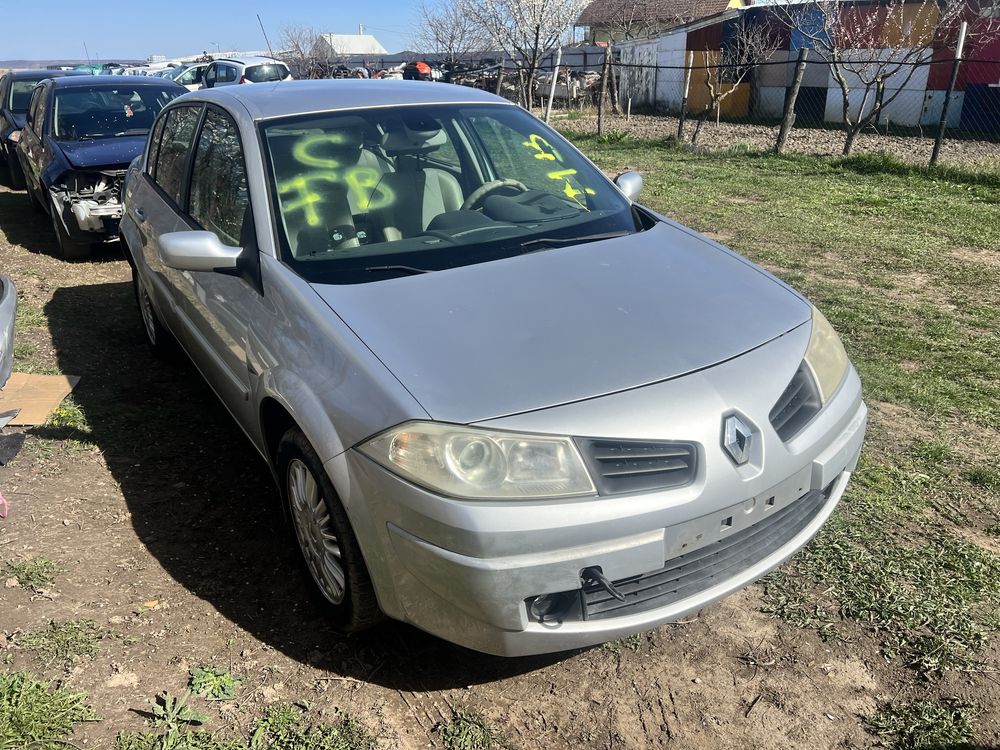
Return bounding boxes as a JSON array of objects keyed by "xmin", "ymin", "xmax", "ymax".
[{"xmin": 561, "ymin": 133, "xmax": 1000, "ymax": 743}]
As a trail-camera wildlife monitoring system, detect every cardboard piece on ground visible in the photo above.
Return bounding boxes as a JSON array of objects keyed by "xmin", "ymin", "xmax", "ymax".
[{"xmin": 0, "ymin": 373, "xmax": 81, "ymax": 426}]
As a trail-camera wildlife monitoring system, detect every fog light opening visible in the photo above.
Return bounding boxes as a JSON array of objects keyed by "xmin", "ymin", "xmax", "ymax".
[{"xmin": 527, "ymin": 591, "xmax": 576, "ymax": 624}]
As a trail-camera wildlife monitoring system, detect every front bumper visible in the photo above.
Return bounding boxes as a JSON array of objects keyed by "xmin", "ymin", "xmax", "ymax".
[{"xmin": 325, "ymin": 326, "xmax": 867, "ymax": 656}]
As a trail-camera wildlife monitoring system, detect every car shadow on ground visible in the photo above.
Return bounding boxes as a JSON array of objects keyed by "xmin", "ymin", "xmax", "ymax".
[
  {"xmin": 44, "ymin": 280, "xmax": 570, "ymax": 690},
  {"xmin": 0, "ymin": 189, "xmax": 125, "ymax": 263}
]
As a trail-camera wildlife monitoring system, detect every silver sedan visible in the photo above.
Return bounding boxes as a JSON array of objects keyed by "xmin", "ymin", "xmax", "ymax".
[{"xmin": 120, "ymin": 80, "xmax": 866, "ymax": 656}]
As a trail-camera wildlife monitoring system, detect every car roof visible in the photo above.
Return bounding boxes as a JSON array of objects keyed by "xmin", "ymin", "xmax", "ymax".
[
  {"xmin": 49, "ymin": 75, "xmax": 186, "ymax": 89},
  {"xmin": 189, "ymin": 79, "xmax": 512, "ymax": 121},
  {"xmin": 6, "ymin": 69, "xmax": 88, "ymax": 81},
  {"xmin": 213, "ymin": 56, "xmax": 286, "ymax": 66}
]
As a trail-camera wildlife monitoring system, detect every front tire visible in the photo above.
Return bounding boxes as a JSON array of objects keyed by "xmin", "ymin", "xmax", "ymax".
[
  {"xmin": 51, "ymin": 208, "xmax": 91, "ymax": 260},
  {"xmin": 277, "ymin": 428, "xmax": 382, "ymax": 631},
  {"xmin": 6, "ymin": 151, "xmax": 24, "ymax": 189}
]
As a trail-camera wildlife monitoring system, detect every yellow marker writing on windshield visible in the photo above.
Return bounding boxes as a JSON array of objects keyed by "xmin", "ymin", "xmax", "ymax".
[
  {"xmin": 277, "ymin": 174, "xmax": 340, "ymax": 227},
  {"xmin": 521, "ymin": 133, "xmax": 561, "ymax": 161},
  {"xmin": 292, "ymin": 134, "xmax": 347, "ymax": 169}
]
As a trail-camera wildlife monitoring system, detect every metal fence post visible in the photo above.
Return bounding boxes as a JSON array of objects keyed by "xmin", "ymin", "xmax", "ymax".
[
  {"xmin": 545, "ymin": 47, "xmax": 563, "ymax": 123},
  {"xmin": 776, "ymin": 48, "xmax": 809, "ymax": 154},
  {"xmin": 931, "ymin": 20, "xmax": 968, "ymax": 167},
  {"xmin": 677, "ymin": 50, "xmax": 694, "ymax": 140}
]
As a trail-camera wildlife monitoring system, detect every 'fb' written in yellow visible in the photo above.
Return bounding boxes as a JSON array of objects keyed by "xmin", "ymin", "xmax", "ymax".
[{"xmin": 278, "ymin": 135, "xmax": 395, "ymax": 226}]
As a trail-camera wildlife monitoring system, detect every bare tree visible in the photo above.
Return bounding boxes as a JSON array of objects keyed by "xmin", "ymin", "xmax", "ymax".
[
  {"xmin": 773, "ymin": 0, "xmax": 1000, "ymax": 155},
  {"xmin": 414, "ymin": 0, "xmax": 493, "ymax": 63},
  {"xmin": 690, "ymin": 17, "xmax": 781, "ymax": 144},
  {"xmin": 464, "ymin": 0, "xmax": 589, "ymax": 105},
  {"xmin": 281, "ymin": 25, "xmax": 327, "ymax": 79}
]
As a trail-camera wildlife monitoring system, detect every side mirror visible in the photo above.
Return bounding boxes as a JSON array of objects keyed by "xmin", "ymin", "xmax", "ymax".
[
  {"xmin": 614, "ymin": 171, "xmax": 643, "ymax": 202},
  {"xmin": 158, "ymin": 231, "xmax": 241, "ymax": 272}
]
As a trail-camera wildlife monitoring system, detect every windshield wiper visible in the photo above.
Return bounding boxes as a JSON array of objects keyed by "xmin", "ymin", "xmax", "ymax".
[
  {"xmin": 518, "ymin": 231, "xmax": 631, "ymax": 252},
  {"xmin": 364, "ymin": 264, "xmax": 430, "ymax": 276}
]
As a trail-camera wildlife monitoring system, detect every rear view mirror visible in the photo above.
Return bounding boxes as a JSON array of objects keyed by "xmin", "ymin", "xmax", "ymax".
[
  {"xmin": 614, "ymin": 171, "xmax": 643, "ymax": 202},
  {"xmin": 158, "ymin": 231, "xmax": 241, "ymax": 272}
]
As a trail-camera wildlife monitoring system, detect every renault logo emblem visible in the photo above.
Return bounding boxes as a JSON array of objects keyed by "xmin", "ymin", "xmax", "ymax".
[{"xmin": 723, "ymin": 415, "xmax": 753, "ymax": 465}]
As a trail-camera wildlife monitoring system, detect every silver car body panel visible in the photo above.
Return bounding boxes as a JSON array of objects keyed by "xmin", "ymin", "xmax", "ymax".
[
  {"xmin": 313, "ymin": 223, "xmax": 810, "ymax": 423},
  {"xmin": 119, "ymin": 80, "xmax": 867, "ymax": 656},
  {"xmin": 0, "ymin": 275, "xmax": 15, "ymax": 389}
]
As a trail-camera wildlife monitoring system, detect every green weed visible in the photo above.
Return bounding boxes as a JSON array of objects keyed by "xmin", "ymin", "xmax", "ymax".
[
  {"xmin": 866, "ymin": 698, "xmax": 976, "ymax": 749},
  {"xmin": 3, "ymin": 557, "xmax": 59, "ymax": 591},
  {"xmin": 439, "ymin": 710, "xmax": 501, "ymax": 750},
  {"xmin": 0, "ymin": 671, "xmax": 98, "ymax": 750},
  {"xmin": 189, "ymin": 667, "xmax": 240, "ymax": 701},
  {"xmin": 18, "ymin": 619, "xmax": 107, "ymax": 671}
]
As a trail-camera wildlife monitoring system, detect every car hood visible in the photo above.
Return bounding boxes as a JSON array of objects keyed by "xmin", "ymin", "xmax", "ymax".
[
  {"xmin": 55, "ymin": 135, "xmax": 147, "ymax": 170},
  {"xmin": 10, "ymin": 113, "xmax": 26, "ymax": 130},
  {"xmin": 312, "ymin": 222, "xmax": 811, "ymax": 424}
]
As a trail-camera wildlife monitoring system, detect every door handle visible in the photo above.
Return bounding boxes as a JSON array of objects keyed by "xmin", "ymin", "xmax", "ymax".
[{"xmin": 134, "ymin": 206, "xmax": 145, "ymax": 220}]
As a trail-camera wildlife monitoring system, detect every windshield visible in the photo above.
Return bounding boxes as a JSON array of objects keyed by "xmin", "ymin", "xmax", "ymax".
[
  {"xmin": 263, "ymin": 104, "xmax": 640, "ymax": 284},
  {"xmin": 10, "ymin": 79, "xmax": 44, "ymax": 113},
  {"xmin": 245, "ymin": 64, "xmax": 289, "ymax": 83},
  {"xmin": 53, "ymin": 85, "xmax": 180, "ymax": 140}
]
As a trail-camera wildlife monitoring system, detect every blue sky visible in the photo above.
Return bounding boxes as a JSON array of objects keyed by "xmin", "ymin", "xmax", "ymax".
[{"xmin": 5, "ymin": 4, "xmax": 415, "ymax": 61}]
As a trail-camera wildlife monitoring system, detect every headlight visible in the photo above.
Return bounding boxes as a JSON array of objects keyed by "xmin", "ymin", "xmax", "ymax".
[
  {"xmin": 7, "ymin": 131, "xmax": 20, "ymax": 143},
  {"xmin": 803, "ymin": 305, "xmax": 849, "ymax": 402},
  {"xmin": 358, "ymin": 421, "xmax": 596, "ymax": 500}
]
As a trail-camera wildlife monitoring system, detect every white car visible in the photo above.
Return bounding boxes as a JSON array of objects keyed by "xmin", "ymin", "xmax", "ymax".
[{"xmin": 202, "ymin": 57, "xmax": 292, "ymax": 88}]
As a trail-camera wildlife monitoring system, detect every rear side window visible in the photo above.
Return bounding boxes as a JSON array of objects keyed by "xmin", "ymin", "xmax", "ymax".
[
  {"xmin": 219, "ymin": 65, "xmax": 238, "ymax": 83},
  {"xmin": 188, "ymin": 108, "xmax": 249, "ymax": 245},
  {"xmin": 152, "ymin": 105, "xmax": 201, "ymax": 205},
  {"xmin": 10, "ymin": 79, "xmax": 42, "ymax": 113},
  {"xmin": 244, "ymin": 64, "xmax": 288, "ymax": 83}
]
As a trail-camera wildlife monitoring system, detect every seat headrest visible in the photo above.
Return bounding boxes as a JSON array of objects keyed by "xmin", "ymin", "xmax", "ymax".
[{"xmin": 381, "ymin": 116, "xmax": 446, "ymax": 155}]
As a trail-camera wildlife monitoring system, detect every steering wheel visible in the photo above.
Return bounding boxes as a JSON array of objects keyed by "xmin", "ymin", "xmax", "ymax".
[{"xmin": 460, "ymin": 179, "xmax": 528, "ymax": 211}]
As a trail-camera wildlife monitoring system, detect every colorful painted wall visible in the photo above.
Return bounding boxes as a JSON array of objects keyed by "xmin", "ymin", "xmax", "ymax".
[{"xmin": 617, "ymin": 1, "xmax": 1000, "ymax": 133}]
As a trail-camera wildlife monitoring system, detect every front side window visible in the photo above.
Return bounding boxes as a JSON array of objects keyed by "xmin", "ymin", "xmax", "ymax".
[
  {"xmin": 152, "ymin": 105, "xmax": 202, "ymax": 205},
  {"xmin": 262, "ymin": 104, "xmax": 639, "ymax": 284},
  {"xmin": 189, "ymin": 108, "xmax": 249, "ymax": 245},
  {"xmin": 51, "ymin": 85, "xmax": 180, "ymax": 141},
  {"xmin": 26, "ymin": 88, "xmax": 42, "ymax": 131}
]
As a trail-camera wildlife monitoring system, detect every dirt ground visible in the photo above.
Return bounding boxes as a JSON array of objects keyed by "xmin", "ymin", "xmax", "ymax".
[{"xmin": 0, "ymin": 183, "xmax": 982, "ymax": 749}]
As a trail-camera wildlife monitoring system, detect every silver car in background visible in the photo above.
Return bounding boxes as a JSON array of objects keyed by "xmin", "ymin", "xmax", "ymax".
[
  {"xmin": 120, "ymin": 81, "xmax": 866, "ymax": 656},
  {"xmin": 0, "ymin": 274, "xmax": 15, "ymax": 389}
]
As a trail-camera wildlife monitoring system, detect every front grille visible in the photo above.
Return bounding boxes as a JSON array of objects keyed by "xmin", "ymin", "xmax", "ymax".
[
  {"xmin": 577, "ymin": 439, "xmax": 697, "ymax": 495},
  {"xmin": 769, "ymin": 365, "xmax": 822, "ymax": 441},
  {"xmin": 581, "ymin": 488, "xmax": 828, "ymax": 620}
]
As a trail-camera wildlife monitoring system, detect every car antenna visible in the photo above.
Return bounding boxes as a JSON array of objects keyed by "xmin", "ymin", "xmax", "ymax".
[{"xmin": 257, "ymin": 14, "xmax": 277, "ymax": 63}]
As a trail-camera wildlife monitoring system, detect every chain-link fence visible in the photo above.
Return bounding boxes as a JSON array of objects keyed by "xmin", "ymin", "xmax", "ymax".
[{"xmin": 442, "ymin": 51, "xmax": 1000, "ymax": 170}]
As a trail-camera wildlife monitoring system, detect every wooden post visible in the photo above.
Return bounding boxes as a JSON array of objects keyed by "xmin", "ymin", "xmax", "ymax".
[
  {"xmin": 598, "ymin": 48, "xmax": 610, "ymax": 136},
  {"xmin": 775, "ymin": 47, "xmax": 809, "ymax": 154},
  {"xmin": 931, "ymin": 21, "xmax": 968, "ymax": 167},
  {"xmin": 677, "ymin": 50, "xmax": 694, "ymax": 140}
]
